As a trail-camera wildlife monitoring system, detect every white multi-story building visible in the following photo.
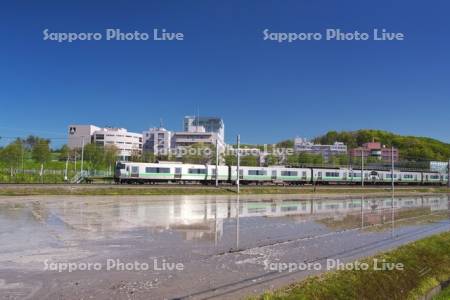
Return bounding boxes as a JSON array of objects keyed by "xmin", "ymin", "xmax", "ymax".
[
  {"xmin": 172, "ymin": 130, "xmax": 225, "ymax": 152},
  {"xmin": 142, "ymin": 127, "xmax": 172, "ymax": 155},
  {"xmin": 68, "ymin": 125, "xmax": 100, "ymax": 149},
  {"xmin": 183, "ymin": 116, "xmax": 225, "ymax": 145},
  {"xmin": 68, "ymin": 125, "xmax": 143, "ymax": 160}
]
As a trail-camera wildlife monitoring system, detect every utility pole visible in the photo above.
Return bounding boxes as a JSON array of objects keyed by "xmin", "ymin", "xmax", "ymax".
[
  {"xmin": 391, "ymin": 147, "xmax": 395, "ymax": 192},
  {"xmin": 236, "ymin": 194, "xmax": 240, "ymax": 250},
  {"xmin": 361, "ymin": 150, "xmax": 364, "ymax": 187},
  {"xmin": 361, "ymin": 196, "xmax": 364, "ymax": 229},
  {"xmin": 447, "ymin": 159, "xmax": 450, "ymax": 188},
  {"xmin": 21, "ymin": 141, "xmax": 24, "ymax": 174},
  {"xmin": 215, "ymin": 138, "xmax": 219, "ymax": 187},
  {"xmin": 236, "ymin": 135, "xmax": 240, "ymax": 194},
  {"xmin": 80, "ymin": 136, "xmax": 85, "ymax": 175},
  {"xmin": 391, "ymin": 146, "xmax": 395, "ymax": 238},
  {"xmin": 64, "ymin": 156, "xmax": 69, "ymax": 182}
]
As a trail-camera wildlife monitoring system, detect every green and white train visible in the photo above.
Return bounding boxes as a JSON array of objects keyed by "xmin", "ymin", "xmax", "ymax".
[{"xmin": 114, "ymin": 161, "xmax": 448, "ymax": 185}]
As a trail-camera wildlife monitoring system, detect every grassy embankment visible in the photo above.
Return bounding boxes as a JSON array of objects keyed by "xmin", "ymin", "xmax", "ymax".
[
  {"xmin": 433, "ymin": 284, "xmax": 450, "ymax": 299},
  {"xmin": 0, "ymin": 185, "xmax": 448, "ymax": 196},
  {"xmin": 257, "ymin": 231, "xmax": 450, "ymax": 300}
]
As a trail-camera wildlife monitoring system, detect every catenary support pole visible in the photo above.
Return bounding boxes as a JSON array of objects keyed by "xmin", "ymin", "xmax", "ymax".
[
  {"xmin": 361, "ymin": 150, "xmax": 364, "ymax": 187},
  {"xmin": 448, "ymin": 159, "xmax": 450, "ymax": 188},
  {"xmin": 215, "ymin": 138, "xmax": 219, "ymax": 187},
  {"xmin": 391, "ymin": 146, "xmax": 395, "ymax": 238},
  {"xmin": 236, "ymin": 135, "xmax": 240, "ymax": 194},
  {"xmin": 80, "ymin": 136, "xmax": 85, "ymax": 175},
  {"xmin": 391, "ymin": 147, "xmax": 395, "ymax": 192}
]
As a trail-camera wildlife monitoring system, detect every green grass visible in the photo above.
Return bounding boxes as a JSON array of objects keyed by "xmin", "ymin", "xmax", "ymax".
[
  {"xmin": 433, "ymin": 284, "xmax": 450, "ymax": 300},
  {"xmin": 258, "ymin": 231, "xmax": 450, "ymax": 300},
  {"xmin": 0, "ymin": 185, "xmax": 448, "ymax": 196}
]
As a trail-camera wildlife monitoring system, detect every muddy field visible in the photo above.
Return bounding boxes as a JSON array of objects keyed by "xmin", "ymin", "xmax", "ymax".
[{"xmin": 0, "ymin": 193, "xmax": 449, "ymax": 299}]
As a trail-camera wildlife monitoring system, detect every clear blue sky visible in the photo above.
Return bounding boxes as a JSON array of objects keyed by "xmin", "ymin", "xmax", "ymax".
[{"xmin": 1, "ymin": 0, "xmax": 449, "ymax": 148}]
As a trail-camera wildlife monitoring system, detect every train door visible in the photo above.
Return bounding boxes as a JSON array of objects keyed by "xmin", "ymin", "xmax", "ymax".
[
  {"xmin": 175, "ymin": 167, "xmax": 182, "ymax": 180},
  {"xmin": 131, "ymin": 166, "xmax": 139, "ymax": 178},
  {"xmin": 271, "ymin": 170, "xmax": 277, "ymax": 180}
]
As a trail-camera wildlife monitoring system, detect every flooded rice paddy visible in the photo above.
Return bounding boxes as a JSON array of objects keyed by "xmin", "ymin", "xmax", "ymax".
[{"xmin": 0, "ymin": 193, "xmax": 449, "ymax": 299}]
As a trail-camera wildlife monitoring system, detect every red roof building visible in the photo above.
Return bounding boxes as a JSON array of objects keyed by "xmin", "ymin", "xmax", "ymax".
[{"xmin": 350, "ymin": 142, "xmax": 399, "ymax": 163}]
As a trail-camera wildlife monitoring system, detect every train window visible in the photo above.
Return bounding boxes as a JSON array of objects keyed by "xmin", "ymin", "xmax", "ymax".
[
  {"xmin": 248, "ymin": 170, "xmax": 267, "ymax": 176},
  {"xmin": 175, "ymin": 168, "xmax": 182, "ymax": 174},
  {"xmin": 188, "ymin": 168, "xmax": 206, "ymax": 174},
  {"xmin": 325, "ymin": 172, "xmax": 340, "ymax": 177},
  {"xmin": 281, "ymin": 171, "xmax": 298, "ymax": 176},
  {"xmin": 146, "ymin": 167, "xmax": 170, "ymax": 173},
  {"xmin": 302, "ymin": 171, "xmax": 307, "ymax": 177}
]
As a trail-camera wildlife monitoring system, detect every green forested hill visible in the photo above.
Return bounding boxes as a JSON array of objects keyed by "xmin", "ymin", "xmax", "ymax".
[{"xmin": 313, "ymin": 130, "xmax": 450, "ymax": 161}]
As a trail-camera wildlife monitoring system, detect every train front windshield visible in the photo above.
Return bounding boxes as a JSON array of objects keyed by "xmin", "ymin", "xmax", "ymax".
[{"xmin": 115, "ymin": 163, "xmax": 126, "ymax": 176}]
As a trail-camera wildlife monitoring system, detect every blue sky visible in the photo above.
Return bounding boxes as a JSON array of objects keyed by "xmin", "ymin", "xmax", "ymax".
[{"xmin": 1, "ymin": 0, "xmax": 449, "ymax": 147}]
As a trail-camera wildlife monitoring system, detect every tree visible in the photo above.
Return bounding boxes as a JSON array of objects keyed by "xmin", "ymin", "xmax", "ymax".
[
  {"xmin": 23, "ymin": 135, "xmax": 49, "ymax": 151},
  {"xmin": 31, "ymin": 138, "xmax": 51, "ymax": 181},
  {"xmin": 104, "ymin": 145, "xmax": 119, "ymax": 173},
  {"xmin": 180, "ymin": 143, "xmax": 214, "ymax": 164},
  {"xmin": 240, "ymin": 155, "xmax": 259, "ymax": 166},
  {"xmin": 129, "ymin": 149, "xmax": 143, "ymax": 162},
  {"xmin": 58, "ymin": 145, "xmax": 70, "ymax": 161},
  {"xmin": 265, "ymin": 154, "xmax": 279, "ymax": 166},
  {"xmin": 142, "ymin": 151, "xmax": 156, "ymax": 163},
  {"xmin": 84, "ymin": 143, "xmax": 103, "ymax": 170},
  {"xmin": 276, "ymin": 140, "xmax": 294, "ymax": 148},
  {"xmin": 224, "ymin": 154, "xmax": 237, "ymax": 166},
  {"xmin": 313, "ymin": 129, "xmax": 450, "ymax": 162},
  {"xmin": 1, "ymin": 139, "xmax": 23, "ymax": 176}
]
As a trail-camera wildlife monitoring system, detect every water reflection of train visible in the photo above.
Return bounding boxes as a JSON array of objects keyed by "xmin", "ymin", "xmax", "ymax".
[
  {"xmin": 46, "ymin": 195, "xmax": 448, "ymax": 241},
  {"xmin": 114, "ymin": 162, "xmax": 449, "ymax": 185}
]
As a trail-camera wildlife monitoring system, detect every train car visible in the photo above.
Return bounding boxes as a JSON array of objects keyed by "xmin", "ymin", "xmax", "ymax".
[
  {"xmin": 312, "ymin": 168, "xmax": 349, "ymax": 184},
  {"xmin": 233, "ymin": 166, "xmax": 311, "ymax": 185},
  {"xmin": 422, "ymin": 172, "xmax": 446, "ymax": 185},
  {"xmin": 114, "ymin": 161, "xmax": 230, "ymax": 184},
  {"xmin": 270, "ymin": 166, "xmax": 311, "ymax": 184},
  {"xmin": 237, "ymin": 166, "xmax": 272, "ymax": 184},
  {"xmin": 398, "ymin": 172, "xmax": 422, "ymax": 184}
]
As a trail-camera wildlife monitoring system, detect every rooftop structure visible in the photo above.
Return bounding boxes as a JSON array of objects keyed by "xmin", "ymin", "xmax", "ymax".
[{"xmin": 184, "ymin": 116, "xmax": 225, "ymax": 142}]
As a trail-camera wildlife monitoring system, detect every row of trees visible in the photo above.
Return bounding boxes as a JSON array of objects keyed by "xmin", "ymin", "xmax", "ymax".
[
  {"xmin": 314, "ymin": 129, "xmax": 450, "ymax": 161},
  {"xmin": 0, "ymin": 137, "xmax": 51, "ymax": 175}
]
